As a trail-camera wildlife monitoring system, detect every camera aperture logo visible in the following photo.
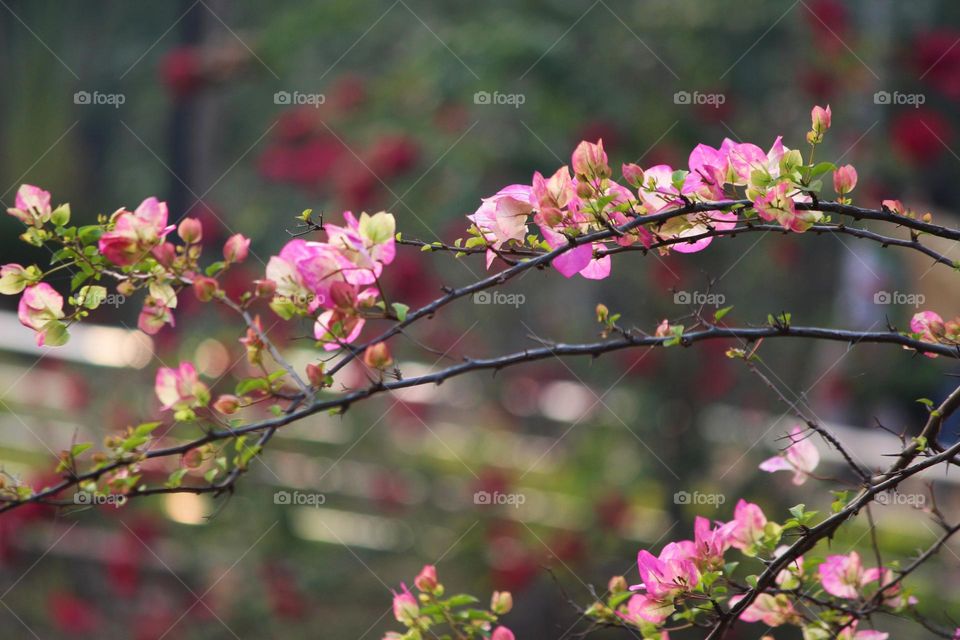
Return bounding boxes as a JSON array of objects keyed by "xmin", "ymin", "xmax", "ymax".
[
  {"xmin": 74, "ymin": 90, "xmax": 126, "ymax": 108},
  {"xmin": 274, "ymin": 91, "xmax": 326, "ymax": 108},
  {"xmin": 473, "ymin": 90, "xmax": 525, "ymax": 109},
  {"xmin": 474, "ymin": 490, "xmax": 525, "ymax": 508},
  {"xmin": 473, "ymin": 291, "xmax": 525, "ymax": 308},
  {"xmin": 274, "ymin": 489, "xmax": 326, "ymax": 507},
  {"xmin": 74, "ymin": 491, "xmax": 127, "ymax": 508},
  {"xmin": 674, "ymin": 490, "xmax": 725, "ymax": 507}
]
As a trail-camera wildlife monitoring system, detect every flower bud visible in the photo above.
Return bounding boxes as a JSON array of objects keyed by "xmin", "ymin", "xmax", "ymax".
[
  {"xmin": 178, "ymin": 217, "xmax": 203, "ymax": 244},
  {"xmin": 116, "ymin": 280, "xmax": 137, "ymax": 297},
  {"xmin": 621, "ymin": 163, "xmax": 644, "ymax": 188},
  {"xmin": 363, "ymin": 342, "xmax": 393, "ymax": 370},
  {"xmin": 254, "ymin": 278, "xmax": 277, "ymax": 298},
  {"xmin": 595, "ymin": 303, "xmax": 609, "ymax": 323},
  {"xmin": 490, "ymin": 590, "xmax": 513, "ymax": 615},
  {"xmin": 223, "ymin": 233, "xmax": 250, "ymax": 263},
  {"xmin": 607, "ymin": 575, "xmax": 628, "ymax": 593},
  {"xmin": 305, "ymin": 363, "xmax": 325, "ymax": 388},
  {"xmin": 152, "ymin": 242, "xmax": 177, "ymax": 267},
  {"xmin": 811, "ymin": 104, "xmax": 831, "ymax": 134},
  {"xmin": 192, "ymin": 275, "xmax": 219, "ymax": 302},
  {"xmin": 213, "ymin": 394, "xmax": 240, "ymax": 414},
  {"xmin": 572, "ymin": 139, "xmax": 610, "ymax": 178},
  {"xmin": 414, "ymin": 565, "xmax": 438, "ymax": 592},
  {"xmin": 491, "ymin": 627, "xmax": 515, "ymax": 640},
  {"xmin": 833, "ymin": 164, "xmax": 857, "ymax": 195},
  {"xmin": 922, "ymin": 212, "xmax": 932, "ymax": 223},
  {"xmin": 391, "ymin": 585, "xmax": 419, "ymax": 625}
]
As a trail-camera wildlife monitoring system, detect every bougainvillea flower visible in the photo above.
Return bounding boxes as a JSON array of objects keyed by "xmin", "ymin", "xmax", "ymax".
[
  {"xmin": 540, "ymin": 226, "xmax": 610, "ymax": 279},
  {"xmin": 729, "ymin": 593, "xmax": 798, "ymax": 627},
  {"xmin": 391, "ymin": 583, "xmax": 418, "ymax": 624},
  {"xmin": 18, "ymin": 283, "xmax": 66, "ymax": 346},
  {"xmin": 325, "ymin": 211, "xmax": 396, "ymax": 284},
  {"xmin": 98, "ymin": 197, "xmax": 176, "ymax": 266},
  {"xmin": 630, "ymin": 542, "xmax": 699, "ymax": 600},
  {"xmin": 727, "ymin": 499, "xmax": 768, "ymax": 552},
  {"xmin": 266, "ymin": 239, "xmax": 350, "ymax": 317},
  {"xmin": 468, "ymin": 185, "xmax": 534, "ymax": 266},
  {"xmin": 753, "ymin": 182, "xmax": 821, "ymax": 233},
  {"xmin": 819, "ymin": 551, "xmax": 865, "ymax": 599},
  {"xmin": 620, "ymin": 593, "xmax": 675, "ymax": 624},
  {"xmin": 759, "ymin": 426, "xmax": 820, "ymax": 485},
  {"xmin": 6, "ymin": 184, "xmax": 52, "ymax": 225},
  {"xmin": 138, "ymin": 297, "xmax": 175, "ymax": 335},
  {"xmin": 155, "ymin": 362, "xmax": 209, "ymax": 411},
  {"xmin": 0, "ymin": 264, "xmax": 34, "ymax": 295}
]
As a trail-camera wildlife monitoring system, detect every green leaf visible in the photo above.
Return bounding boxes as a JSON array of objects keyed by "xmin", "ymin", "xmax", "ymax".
[
  {"xmin": 713, "ymin": 305, "xmax": 733, "ymax": 321},
  {"xmin": 442, "ymin": 594, "xmax": 479, "ymax": 608},
  {"xmin": 392, "ymin": 302, "xmax": 410, "ymax": 322},
  {"xmin": 205, "ymin": 261, "xmax": 226, "ymax": 276},
  {"xmin": 235, "ymin": 377, "xmax": 270, "ymax": 395},
  {"xmin": 134, "ymin": 421, "xmax": 161, "ymax": 437},
  {"xmin": 77, "ymin": 285, "xmax": 107, "ymax": 309},
  {"xmin": 165, "ymin": 468, "xmax": 188, "ymax": 489},
  {"xmin": 70, "ymin": 443, "xmax": 92, "ymax": 457},
  {"xmin": 77, "ymin": 225, "xmax": 103, "ymax": 245}
]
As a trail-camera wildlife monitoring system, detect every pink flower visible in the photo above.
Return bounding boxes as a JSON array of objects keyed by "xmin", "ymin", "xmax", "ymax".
[
  {"xmin": 468, "ymin": 185, "xmax": 534, "ymax": 265},
  {"xmin": 630, "ymin": 542, "xmax": 699, "ymax": 600},
  {"xmin": 834, "ymin": 164, "xmax": 858, "ymax": 195},
  {"xmin": 265, "ymin": 239, "xmax": 349, "ymax": 316},
  {"xmin": 838, "ymin": 622, "xmax": 888, "ymax": 640},
  {"xmin": 621, "ymin": 593, "xmax": 675, "ymax": 624},
  {"xmin": 6, "ymin": 184, "xmax": 51, "ymax": 225},
  {"xmin": 819, "ymin": 551, "xmax": 864, "ymax": 599},
  {"xmin": 689, "ymin": 516, "xmax": 734, "ymax": 568},
  {"xmin": 325, "ymin": 211, "xmax": 396, "ymax": 283},
  {"xmin": 911, "ymin": 310, "xmax": 944, "ymax": 342},
  {"xmin": 138, "ymin": 297, "xmax": 175, "ymax": 335},
  {"xmin": 177, "ymin": 217, "xmax": 202, "ymax": 244},
  {"xmin": 540, "ymin": 226, "xmax": 610, "ymax": 279},
  {"xmin": 720, "ymin": 139, "xmax": 768, "ymax": 185},
  {"xmin": 98, "ymin": 197, "xmax": 175, "ymax": 266},
  {"xmin": 18, "ymin": 283, "xmax": 66, "ymax": 346},
  {"xmin": 759, "ymin": 426, "xmax": 820, "ymax": 485},
  {"xmin": 223, "ymin": 233, "xmax": 251, "ymax": 263},
  {"xmin": 571, "ymin": 139, "xmax": 609, "ymax": 178},
  {"xmin": 729, "ymin": 593, "xmax": 797, "ymax": 627},
  {"xmin": 532, "ymin": 166, "xmax": 576, "ymax": 227},
  {"xmin": 491, "ymin": 627, "xmax": 515, "ymax": 640},
  {"xmin": 727, "ymin": 500, "xmax": 768, "ymax": 552},
  {"xmin": 155, "ymin": 362, "xmax": 209, "ymax": 411},
  {"xmin": 754, "ymin": 182, "xmax": 818, "ymax": 233},
  {"xmin": 391, "ymin": 583, "xmax": 418, "ymax": 625}
]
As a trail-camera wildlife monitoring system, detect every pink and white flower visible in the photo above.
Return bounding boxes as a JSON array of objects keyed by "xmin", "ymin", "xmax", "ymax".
[
  {"xmin": 729, "ymin": 593, "xmax": 798, "ymax": 627},
  {"xmin": 6, "ymin": 184, "xmax": 52, "ymax": 226},
  {"xmin": 391, "ymin": 583, "xmax": 418, "ymax": 625},
  {"xmin": 18, "ymin": 283, "xmax": 66, "ymax": 346},
  {"xmin": 468, "ymin": 184, "xmax": 534, "ymax": 267},
  {"xmin": 98, "ymin": 197, "xmax": 176, "ymax": 266},
  {"xmin": 325, "ymin": 211, "xmax": 396, "ymax": 283},
  {"xmin": 727, "ymin": 499, "xmax": 768, "ymax": 552},
  {"xmin": 155, "ymin": 362, "xmax": 209, "ymax": 411},
  {"xmin": 759, "ymin": 426, "xmax": 820, "ymax": 485}
]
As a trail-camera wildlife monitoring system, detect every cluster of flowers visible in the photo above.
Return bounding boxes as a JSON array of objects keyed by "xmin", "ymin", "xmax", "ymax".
[
  {"xmin": 265, "ymin": 210, "xmax": 396, "ymax": 349},
  {"xmin": 385, "ymin": 565, "xmax": 514, "ymax": 640},
  {"xmin": 580, "ymin": 431, "xmax": 917, "ymax": 639},
  {"xmin": 2, "ymin": 184, "xmax": 250, "ymax": 346},
  {"xmin": 466, "ymin": 105, "xmax": 857, "ymax": 280},
  {"xmin": 2, "ymin": 183, "xmax": 398, "ymax": 356},
  {"xmin": 909, "ymin": 310, "xmax": 960, "ymax": 357}
]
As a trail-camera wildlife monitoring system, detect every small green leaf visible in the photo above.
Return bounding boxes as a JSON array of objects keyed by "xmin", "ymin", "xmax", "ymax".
[
  {"xmin": 713, "ymin": 305, "xmax": 733, "ymax": 321},
  {"xmin": 392, "ymin": 302, "xmax": 410, "ymax": 322}
]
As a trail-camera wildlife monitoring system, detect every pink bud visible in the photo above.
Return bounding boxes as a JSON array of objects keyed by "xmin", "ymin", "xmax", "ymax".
[
  {"xmin": 491, "ymin": 627, "xmax": 515, "ymax": 640},
  {"xmin": 213, "ymin": 394, "xmax": 240, "ymax": 414},
  {"xmin": 811, "ymin": 105, "xmax": 831, "ymax": 133},
  {"xmin": 414, "ymin": 565, "xmax": 438, "ymax": 591},
  {"xmin": 833, "ymin": 164, "xmax": 857, "ymax": 195},
  {"xmin": 254, "ymin": 279, "xmax": 277, "ymax": 298},
  {"xmin": 177, "ymin": 217, "xmax": 203, "ymax": 243},
  {"xmin": 571, "ymin": 139, "xmax": 609, "ymax": 178},
  {"xmin": 391, "ymin": 584, "xmax": 419, "ymax": 625},
  {"xmin": 192, "ymin": 275, "xmax": 219, "ymax": 302},
  {"xmin": 305, "ymin": 363, "xmax": 325, "ymax": 387},
  {"xmin": 490, "ymin": 590, "xmax": 513, "ymax": 614},
  {"xmin": 621, "ymin": 163, "xmax": 644, "ymax": 188},
  {"xmin": 152, "ymin": 241, "xmax": 177, "ymax": 267},
  {"xmin": 223, "ymin": 233, "xmax": 250, "ymax": 263},
  {"xmin": 363, "ymin": 342, "xmax": 393, "ymax": 369}
]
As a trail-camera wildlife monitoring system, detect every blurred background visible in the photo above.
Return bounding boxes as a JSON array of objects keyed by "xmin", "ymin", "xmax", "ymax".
[{"xmin": 1, "ymin": 1, "xmax": 960, "ymax": 637}]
